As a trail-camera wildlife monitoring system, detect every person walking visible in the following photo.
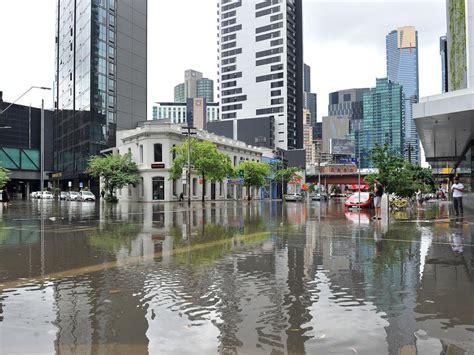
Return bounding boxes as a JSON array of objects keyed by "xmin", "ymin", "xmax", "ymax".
[
  {"xmin": 451, "ymin": 177, "xmax": 464, "ymax": 216},
  {"xmin": 372, "ymin": 179, "xmax": 384, "ymax": 220},
  {"xmin": 2, "ymin": 188, "xmax": 10, "ymax": 206},
  {"xmin": 101, "ymin": 189, "xmax": 106, "ymax": 199},
  {"xmin": 416, "ymin": 189, "xmax": 423, "ymax": 207}
]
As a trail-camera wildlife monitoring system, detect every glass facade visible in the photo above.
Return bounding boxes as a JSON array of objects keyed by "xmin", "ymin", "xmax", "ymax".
[
  {"xmin": 196, "ymin": 78, "xmax": 214, "ymax": 103},
  {"xmin": 174, "ymin": 83, "xmax": 186, "ymax": 103},
  {"xmin": 54, "ymin": 0, "xmax": 117, "ymax": 176},
  {"xmin": 386, "ymin": 27, "xmax": 419, "ymax": 165},
  {"xmin": 360, "ymin": 78, "xmax": 404, "ymax": 169}
]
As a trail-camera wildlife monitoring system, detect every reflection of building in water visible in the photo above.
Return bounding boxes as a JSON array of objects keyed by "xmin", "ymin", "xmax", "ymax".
[{"xmin": 415, "ymin": 225, "xmax": 474, "ymax": 348}]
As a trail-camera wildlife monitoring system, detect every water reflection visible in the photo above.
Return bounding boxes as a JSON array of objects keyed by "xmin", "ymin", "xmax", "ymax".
[{"xmin": 0, "ymin": 201, "xmax": 473, "ymax": 354}]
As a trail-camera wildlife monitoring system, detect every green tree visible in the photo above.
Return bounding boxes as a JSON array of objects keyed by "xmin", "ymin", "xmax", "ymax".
[
  {"xmin": 0, "ymin": 167, "xmax": 10, "ymax": 190},
  {"xmin": 271, "ymin": 162, "xmax": 299, "ymax": 195},
  {"xmin": 236, "ymin": 160, "xmax": 270, "ymax": 200},
  {"xmin": 365, "ymin": 144, "xmax": 435, "ymax": 198},
  {"xmin": 87, "ymin": 153, "xmax": 139, "ymax": 202},
  {"xmin": 170, "ymin": 139, "xmax": 233, "ymax": 202}
]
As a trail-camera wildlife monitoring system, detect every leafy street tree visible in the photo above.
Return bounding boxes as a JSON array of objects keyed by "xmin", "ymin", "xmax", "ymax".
[
  {"xmin": 0, "ymin": 167, "xmax": 10, "ymax": 190},
  {"xmin": 87, "ymin": 153, "xmax": 139, "ymax": 202},
  {"xmin": 170, "ymin": 139, "xmax": 233, "ymax": 203},
  {"xmin": 365, "ymin": 144, "xmax": 435, "ymax": 198},
  {"xmin": 271, "ymin": 162, "xmax": 299, "ymax": 195},
  {"xmin": 237, "ymin": 160, "xmax": 270, "ymax": 200}
]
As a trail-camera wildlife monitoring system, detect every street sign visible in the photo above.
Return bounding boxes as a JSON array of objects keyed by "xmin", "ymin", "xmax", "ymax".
[
  {"xmin": 227, "ymin": 178, "xmax": 244, "ymax": 185},
  {"xmin": 79, "ymin": 182, "xmax": 83, "ymax": 188}
]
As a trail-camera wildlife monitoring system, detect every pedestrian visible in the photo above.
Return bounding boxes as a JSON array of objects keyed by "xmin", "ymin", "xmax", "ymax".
[
  {"xmin": 179, "ymin": 192, "xmax": 184, "ymax": 201},
  {"xmin": 2, "ymin": 188, "xmax": 10, "ymax": 206},
  {"xmin": 416, "ymin": 189, "xmax": 423, "ymax": 206},
  {"xmin": 372, "ymin": 178, "xmax": 384, "ymax": 220},
  {"xmin": 101, "ymin": 189, "xmax": 105, "ymax": 199},
  {"xmin": 451, "ymin": 177, "xmax": 464, "ymax": 216}
]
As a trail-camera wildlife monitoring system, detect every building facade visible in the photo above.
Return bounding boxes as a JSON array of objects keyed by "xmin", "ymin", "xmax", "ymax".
[
  {"xmin": 328, "ymin": 88, "xmax": 369, "ymax": 122},
  {"xmin": 321, "ymin": 115, "xmax": 350, "ymax": 154},
  {"xmin": 0, "ymin": 99, "xmax": 54, "ymax": 198},
  {"xmin": 152, "ymin": 100, "xmax": 219, "ymax": 129},
  {"xmin": 114, "ymin": 122, "xmax": 268, "ymax": 202},
  {"xmin": 174, "ymin": 69, "xmax": 214, "ymax": 103},
  {"xmin": 303, "ymin": 63, "xmax": 317, "ymax": 126},
  {"xmin": 217, "ymin": 0, "xmax": 304, "ymax": 151},
  {"xmin": 440, "ymin": 35, "xmax": 448, "ymax": 93},
  {"xmin": 386, "ymin": 26, "xmax": 420, "ymax": 164},
  {"xmin": 361, "ymin": 78, "xmax": 404, "ymax": 168},
  {"xmin": 53, "ymin": 0, "xmax": 147, "ymax": 190}
]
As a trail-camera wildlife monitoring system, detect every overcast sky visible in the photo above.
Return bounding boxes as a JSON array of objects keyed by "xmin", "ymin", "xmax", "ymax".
[{"xmin": 0, "ymin": 0, "xmax": 446, "ymax": 121}]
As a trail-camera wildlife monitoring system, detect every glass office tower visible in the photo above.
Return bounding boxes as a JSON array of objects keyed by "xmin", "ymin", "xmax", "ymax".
[
  {"xmin": 54, "ymin": 0, "xmax": 147, "ymax": 189},
  {"xmin": 361, "ymin": 78, "xmax": 405, "ymax": 168},
  {"xmin": 386, "ymin": 27, "xmax": 419, "ymax": 164}
]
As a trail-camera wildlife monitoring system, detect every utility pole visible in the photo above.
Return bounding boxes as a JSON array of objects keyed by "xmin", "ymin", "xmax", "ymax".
[{"xmin": 40, "ymin": 99, "xmax": 44, "ymax": 192}]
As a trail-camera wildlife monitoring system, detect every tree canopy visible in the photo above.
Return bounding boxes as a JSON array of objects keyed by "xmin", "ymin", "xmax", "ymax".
[
  {"xmin": 170, "ymin": 139, "xmax": 233, "ymax": 202},
  {"xmin": 0, "ymin": 167, "xmax": 10, "ymax": 190},
  {"xmin": 365, "ymin": 144, "xmax": 435, "ymax": 198},
  {"xmin": 87, "ymin": 153, "xmax": 139, "ymax": 202},
  {"xmin": 271, "ymin": 162, "xmax": 300, "ymax": 195},
  {"xmin": 237, "ymin": 160, "xmax": 270, "ymax": 200}
]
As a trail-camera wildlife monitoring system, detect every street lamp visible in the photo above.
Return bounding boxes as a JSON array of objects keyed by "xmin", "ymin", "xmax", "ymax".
[
  {"xmin": 181, "ymin": 125, "xmax": 196, "ymax": 207},
  {"xmin": 0, "ymin": 86, "xmax": 51, "ymax": 192}
]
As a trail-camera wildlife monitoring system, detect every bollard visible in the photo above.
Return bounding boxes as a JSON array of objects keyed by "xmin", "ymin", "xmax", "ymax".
[{"xmin": 381, "ymin": 193, "xmax": 389, "ymax": 230}]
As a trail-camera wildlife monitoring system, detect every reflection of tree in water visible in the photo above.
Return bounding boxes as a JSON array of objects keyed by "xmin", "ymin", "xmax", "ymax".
[
  {"xmin": 87, "ymin": 222, "xmax": 142, "ymax": 253},
  {"xmin": 170, "ymin": 223, "xmax": 271, "ymax": 266}
]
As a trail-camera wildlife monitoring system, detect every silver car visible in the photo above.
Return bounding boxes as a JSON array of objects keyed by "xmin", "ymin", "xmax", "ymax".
[
  {"xmin": 80, "ymin": 191, "xmax": 96, "ymax": 202},
  {"xmin": 67, "ymin": 191, "xmax": 81, "ymax": 201}
]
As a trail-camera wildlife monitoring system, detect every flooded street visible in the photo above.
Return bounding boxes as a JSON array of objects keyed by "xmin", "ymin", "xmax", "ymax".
[{"xmin": 0, "ymin": 200, "xmax": 473, "ymax": 354}]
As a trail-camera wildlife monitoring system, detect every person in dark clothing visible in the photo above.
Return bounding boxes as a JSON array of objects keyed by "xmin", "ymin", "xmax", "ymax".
[
  {"xmin": 2, "ymin": 188, "xmax": 10, "ymax": 205},
  {"xmin": 179, "ymin": 192, "xmax": 184, "ymax": 201},
  {"xmin": 373, "ymin": 179, "xmax": 384, "ymax": 220},
  {"xmin": 101, "ymin": 189, "xmax": 106, "ymax": 199}
]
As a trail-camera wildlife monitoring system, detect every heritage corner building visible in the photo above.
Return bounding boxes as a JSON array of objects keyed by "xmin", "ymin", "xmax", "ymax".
[{"xmin": 110, "ymin": 121, "xmax": 274, "ymax": 202}]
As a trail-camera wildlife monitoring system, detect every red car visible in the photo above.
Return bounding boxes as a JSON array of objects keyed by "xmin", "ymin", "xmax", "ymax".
[{"xmin": 344, "ymin": 192, "xmax": 374, "ymax": 209}]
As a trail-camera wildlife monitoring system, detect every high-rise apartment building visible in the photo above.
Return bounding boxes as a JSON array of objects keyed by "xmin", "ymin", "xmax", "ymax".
[
  {"xmin": 53, "ymin": 0, "xmax": 147, "ymax": 188},
  {"xmin": 328, "ymin": 88, "xmax": 369, "ymax": 120},
  {"xmin": 386, "ymin": 26, "xmax": 419, "ymax": 164},
  {"xmin": 361, "ymin": 78, "xmax": 404, "ymax": 168},
  {"xmin": 174, "ymin": 70, "xmax": 214, "ymax": 103},
  {"xmin": 152, "ymin": 100, "xmax": 219, "ymax": 130},
  {"xmin": 216, "ymin": 0, "xmax": 304, "ymax": 150}
]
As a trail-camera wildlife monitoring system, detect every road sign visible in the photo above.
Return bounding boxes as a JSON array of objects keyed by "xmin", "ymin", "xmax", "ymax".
[{"xmin": 227, "ymin": 178, "xmax": 244, "ymax": 185}]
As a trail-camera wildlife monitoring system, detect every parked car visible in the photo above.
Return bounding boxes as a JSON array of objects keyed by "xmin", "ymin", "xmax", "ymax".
[
  {"xmin": 344, "ymin": 192, "xmax": 374, "ymax": 209},
  {"xmin": 311, "ymin": 192, "xmax": 328, "ymax": 201},
  {"xmin": 30, "ymin": 191, "xmax": 40, "ymax": 199},
  {"xmin": 40, "ymin": 191, "xmax": 54, "ymax": 199},
  {"xmin": 80, "ymin": 191, "xmax": 96, "ymax": 202},
  {"xmin": 60, "ymin": 191, "xmax": 68, "ymax": 200},
  {"xmin": 67, "ymin": 191, "xmax": 81, "ymax": 201},
  {"xmin": 284, "ymin": 193, "xmax": 304, "ymax": 202}
]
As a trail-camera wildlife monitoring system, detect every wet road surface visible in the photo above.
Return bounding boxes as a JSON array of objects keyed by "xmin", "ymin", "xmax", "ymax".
[{"xmin": 0, "ymin": 199, "xmax": 473, "ymax": 354}]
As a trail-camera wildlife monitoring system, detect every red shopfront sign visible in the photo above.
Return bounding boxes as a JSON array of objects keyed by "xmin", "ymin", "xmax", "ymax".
[
  {"xmin": 351, "ymin": 184, "xmax": 368, "ymax": 190},
  {"xmin": 151, "ymin": 163, "xmax": 165, "ymax": 169}
]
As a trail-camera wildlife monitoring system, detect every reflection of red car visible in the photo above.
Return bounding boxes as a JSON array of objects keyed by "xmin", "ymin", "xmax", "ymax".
[{"xmin": 344, "ymin": 192, "xmax": 374, "ymax": 209}]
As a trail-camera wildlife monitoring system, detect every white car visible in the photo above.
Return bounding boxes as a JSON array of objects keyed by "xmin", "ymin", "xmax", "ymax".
[
  {"xmin": 30, "ymin": 191, "xmax": 40, "ymax": 199},
  {"xmin": 40, "ymin": 191, "xmax": 54, "ymax": 199},
  {"xmin": 284, "ymin": 193, "xmax": 304, "ymax": 202},
  {"xmin": 67, "ymin": 191, "xmax": 81, "ymax": 201},
  {"xmin": 80, "ymin": 191, "xmax": 96, "ymax": 202}
]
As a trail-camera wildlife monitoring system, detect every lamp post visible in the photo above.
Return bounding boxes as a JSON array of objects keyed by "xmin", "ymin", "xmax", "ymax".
[
  {"xmin": 181, "ymin": 125, "xmax": 196, "ymax": 207},
  {"xmin": 0, "ymin": 86, "xmax": 51, "ymax": 192}
]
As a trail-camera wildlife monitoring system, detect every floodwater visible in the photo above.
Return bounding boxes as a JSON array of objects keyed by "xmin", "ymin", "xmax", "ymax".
[{"xmin": 0, "ymin": 199, "xmax": 473, "ymax": 355}]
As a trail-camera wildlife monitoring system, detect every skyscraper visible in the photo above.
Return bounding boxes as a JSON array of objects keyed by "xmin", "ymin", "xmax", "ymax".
[
  {"xmin": 174, "ymin": 69, "xmax": 214, "ymax": 103},
  {"xmin": 54, "ymin": 0, "xmax": 147, "ymax": 189},
  {"xmin": 361, "ymin": 78, "xmax": 404, "ymax": 168},
  {"xmin": 217, "ymin": 0, "xmax": 304, "ymax": 150},
  {"xmin": 303, "ymin": 63, "xmax": 317, "ymax": 127},
  {"xmin": 386, "ymin": 26, "xmax": 419, "ymax": 164}
]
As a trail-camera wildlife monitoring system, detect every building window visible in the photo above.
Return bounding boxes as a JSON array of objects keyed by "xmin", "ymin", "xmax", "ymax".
[
  {"xmin": 139, "ymin": 145, "xmax": 143, "ymax": 163},
  {"xmin": 154, "ymin": 143, "xmax": 162, "ymax": 162},
  {"xmin": 140, "ymin": 177, "xmax": 144, "ymax": 197}
]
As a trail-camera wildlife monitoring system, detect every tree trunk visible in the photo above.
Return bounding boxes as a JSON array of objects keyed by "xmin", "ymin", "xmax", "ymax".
[
  {"xmin": 247, "ymin": 185, "xmax": 251, "ymax": 201},
  {"xmin": 201, "ymin": 175, "xmax": 206, "ymax": 203}
]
